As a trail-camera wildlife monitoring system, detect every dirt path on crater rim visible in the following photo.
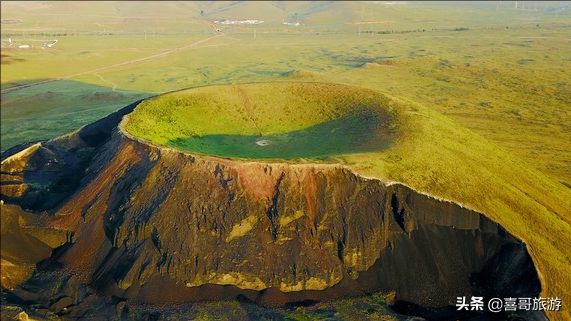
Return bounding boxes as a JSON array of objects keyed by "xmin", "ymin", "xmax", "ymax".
[
  {"xmin": 0, "ymin": 33, "xmax": 225, "ymax": 94},
  {"xmin": 236, "ymin": 84, "xmax": 263, "ymax": 137}
]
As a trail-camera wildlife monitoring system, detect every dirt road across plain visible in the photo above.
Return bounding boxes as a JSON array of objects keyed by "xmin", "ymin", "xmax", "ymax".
[{"xmin": 1, "ymin": 34, "xmax": 223, "ymax": 94}]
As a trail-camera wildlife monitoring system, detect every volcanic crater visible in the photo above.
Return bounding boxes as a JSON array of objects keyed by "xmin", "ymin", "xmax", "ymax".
[
  {"xmin": 124, "ymin": 83, "xmax": 398, "ymax": 160},
  {"xmin": 1, "ymin": 82, "xmax": 544, "ymax": 320}
]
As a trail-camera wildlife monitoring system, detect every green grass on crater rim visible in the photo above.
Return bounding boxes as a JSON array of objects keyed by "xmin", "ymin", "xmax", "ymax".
[{"xmin": 125, "ymin": 82, "xmax": 400, "ymax": 159}]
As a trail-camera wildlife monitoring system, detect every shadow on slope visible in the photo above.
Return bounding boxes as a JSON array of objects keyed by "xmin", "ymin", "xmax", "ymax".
[
  {"xmin": 1, "ymin": 99, "xmax": 146, "ymax": 211},
  {"xmin": 1, "ymin": 79, "xmax": 151, "ymax": 152},
  {"xmin": 168, "ymin": 110, "xmax": 395, "ymax": 159}
]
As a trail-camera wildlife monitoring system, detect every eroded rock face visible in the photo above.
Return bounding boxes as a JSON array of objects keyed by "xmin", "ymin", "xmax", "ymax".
[{"xmin": 0, "ymin": 104, "xmax": 542, "ymax": 320}]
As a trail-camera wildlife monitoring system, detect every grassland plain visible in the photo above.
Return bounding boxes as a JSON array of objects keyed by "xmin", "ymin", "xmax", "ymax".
[
  {"xmin": 2, "ymin": 7, "xmax": 569, "ymax": 184},
  {"xmin": 2, "ymin": 1, "xmax": 571, "ymax": 320}
]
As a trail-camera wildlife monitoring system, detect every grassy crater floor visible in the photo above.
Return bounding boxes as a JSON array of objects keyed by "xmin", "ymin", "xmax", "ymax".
[{"xmin": 125, "ymin": 82, "xmax": 399, "ymax": 159}]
